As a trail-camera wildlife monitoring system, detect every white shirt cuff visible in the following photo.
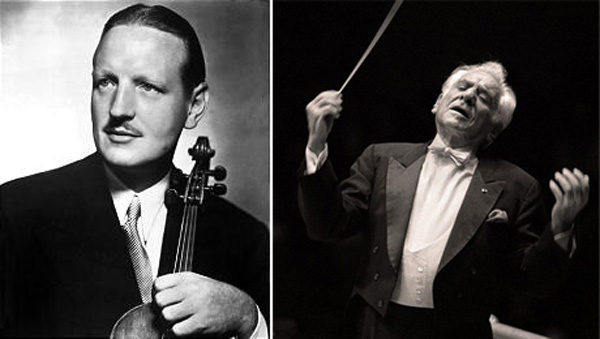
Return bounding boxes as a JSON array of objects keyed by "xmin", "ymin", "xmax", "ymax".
[
  {"xmin": 553, "ymin": 225, "xmax": 577, "ymax": 258},
  {"xmin": 247, "ymin": 305, "xmax": 268, "ymax": 339},
  {"xmin": 305, "ymin": 144, "xmax": 329, "ymax": 175}
]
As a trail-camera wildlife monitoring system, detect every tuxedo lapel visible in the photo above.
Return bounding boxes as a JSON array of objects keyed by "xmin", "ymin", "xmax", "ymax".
[
  {"xmin": 437, "ymin": 159, "xmax": 505, "ymax": 272},
  {"xmin": 386, "ymin": 144, "xmax": 428, "ymax": 272}
]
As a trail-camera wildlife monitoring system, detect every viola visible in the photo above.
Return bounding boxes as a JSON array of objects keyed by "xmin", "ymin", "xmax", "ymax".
[{"xmin": 110, "ymin": 136, "xmax": 227, "ymax": 339}]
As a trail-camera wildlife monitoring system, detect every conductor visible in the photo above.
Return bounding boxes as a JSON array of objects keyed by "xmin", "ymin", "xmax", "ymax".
[{"xmin": 298, "ymin": 61, "xmax": 589, "ymax": 338}]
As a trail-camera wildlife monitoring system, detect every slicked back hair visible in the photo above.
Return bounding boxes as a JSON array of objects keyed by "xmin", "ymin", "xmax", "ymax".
[{"xmin": 94, "ymin": 3, "xmax": 206, "ymax": 91}]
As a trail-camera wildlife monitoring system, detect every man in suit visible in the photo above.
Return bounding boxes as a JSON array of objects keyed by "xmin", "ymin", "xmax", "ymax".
[
  {"xmin": 0, "ymin": 4, "xmax": 268, "ymax": 338},
  {"xmin": 298, "ymin": 61, "xmax": 589, "ymax": 338}
]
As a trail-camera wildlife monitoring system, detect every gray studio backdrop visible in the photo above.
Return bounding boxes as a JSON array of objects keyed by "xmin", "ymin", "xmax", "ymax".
[{"xmin": 0, "ymin": 0, "xmax": 269, "ymax": 225}]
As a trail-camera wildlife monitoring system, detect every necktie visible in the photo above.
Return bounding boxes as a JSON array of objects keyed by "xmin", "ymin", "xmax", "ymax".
[
  {"xmin": 122, "ymin": 195, "xmax": 153, "ymax": 303},
  {"xmin": 427, "ymin": 144, "xmax": 470, "ymax": 167}
]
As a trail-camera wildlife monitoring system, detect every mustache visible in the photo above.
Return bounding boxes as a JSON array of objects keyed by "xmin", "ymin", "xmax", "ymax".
[{"xmin": 103, "ymin": 117, "xmax": 142, "ymax": 137}]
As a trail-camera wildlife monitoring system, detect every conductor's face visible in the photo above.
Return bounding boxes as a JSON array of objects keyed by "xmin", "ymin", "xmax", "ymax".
[
  {"xmin": 91, "ymin": 25, "xmax": 193, "ymax": 170},
  {"xmin": 432, "ymin": 70, "xmax": 501, "ymax": 149}
]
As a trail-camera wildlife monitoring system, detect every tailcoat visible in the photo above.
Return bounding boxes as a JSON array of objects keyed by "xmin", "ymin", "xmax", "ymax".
[{"xmin": 298, "ymin": 142, "xmax": 570, "ymax": 337}]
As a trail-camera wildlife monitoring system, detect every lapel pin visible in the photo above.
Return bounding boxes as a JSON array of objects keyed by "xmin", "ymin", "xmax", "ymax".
[{"xmin": 481, "ymin": 188, "xmax": 488, "ymax": 194}]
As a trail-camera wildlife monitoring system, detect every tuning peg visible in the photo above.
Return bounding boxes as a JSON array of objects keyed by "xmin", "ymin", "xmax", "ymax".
[
  {"xmin": 165, "ymin": 188, "xmax": 182, "ymax": 206},
  {"xmin": 209, "ymin": 184, "xmax": 227, "ymax": 196},
  {"xmin": 212, "ymin": 166, "xmax": 227, "ymax": 181}
]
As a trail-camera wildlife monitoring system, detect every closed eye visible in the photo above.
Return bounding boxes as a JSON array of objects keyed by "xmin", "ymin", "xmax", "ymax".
[{"xmin": 455, "ymin": 79, "xmax": 471, "ymax": 91}]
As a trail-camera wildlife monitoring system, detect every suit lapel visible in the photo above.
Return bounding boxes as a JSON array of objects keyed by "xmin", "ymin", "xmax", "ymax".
[
  {"xmin": 157, "ymin": 168, "xmax": 224, "ymax": 277},
  {"xmin": 34, "ymin": 154, "xmax": 142, "ymax": 329},
  {"xmin": 158, "ymin": 167, "xmax": 210, "ymax": 276},
  {"xmin": 158, "ymin": 191, "xmax": 182, "ymax": 276},
  {"xmin": 437, "ymin": 158, "xmax": 505, "ymax": 272},
  {"xmin": 37, "ymin": 154, "xmax": 134, "ymax": 271},
  {"xmin": 386, "ymin": 144, "xmax": 428, "ymax": 271},
  {"xmin": 77, "ymin": 155, "xmax": 137, "ymax": 272}
]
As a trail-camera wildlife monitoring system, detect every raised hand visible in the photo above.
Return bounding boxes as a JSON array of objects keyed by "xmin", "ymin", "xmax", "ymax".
[
  {"xmin": 549, "ymin": 168, "xmax": 590, "ymax": 233},
  {"xmin": 306, "ymin": 90, "xmax": 343, "ymax": 154},
  {"xmin": 154, "ymin": 272, "xmax": 258, "ymax": 338}
]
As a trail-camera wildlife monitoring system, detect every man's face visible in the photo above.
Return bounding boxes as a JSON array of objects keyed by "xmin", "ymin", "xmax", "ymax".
[
  {"xmin": 92, "ymin": 25, "xmax": 192, "ymax": 170},
  {"xmin": 432, "ymin": 70, "xmax": 502, "ymax": 149}
]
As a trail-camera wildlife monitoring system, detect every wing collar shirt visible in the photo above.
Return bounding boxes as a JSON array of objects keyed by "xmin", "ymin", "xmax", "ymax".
[
  {"xmin": 390, "ymin": 134, "xmax": 478, "ymax": 308},
  {"xmin": 306, "ymin": 135, "xmax": 575, "ymax": 310}
]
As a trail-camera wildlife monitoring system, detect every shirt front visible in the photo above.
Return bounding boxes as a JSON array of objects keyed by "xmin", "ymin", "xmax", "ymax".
[
  {"xmin": 304, "ymin": 135, "xmax": 575, "ymax": 313},
  {"xmin": 104, "ymin": 165, "xmax": 268, "ymax": 338},
  {"xmin": 390, "ymin": 134, "xmax": 478, "ymax": 308},
  {"xmin": 105, "ymin": 165, "xmax": 169, "ymax": 279}
]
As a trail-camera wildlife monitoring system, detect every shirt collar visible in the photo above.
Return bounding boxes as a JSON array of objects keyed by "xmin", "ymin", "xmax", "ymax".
[
  {"xmin": 104, "ymin": 164, "xmax": 171, "ymax": 225},
  {"xmin": 429, "ymin": 134, "xmax": 477, "ymax": 164}
]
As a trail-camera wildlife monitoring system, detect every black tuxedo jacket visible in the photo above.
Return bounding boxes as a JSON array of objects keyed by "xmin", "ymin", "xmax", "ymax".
[
  {"xmin": 298, "ymin": 142, "xmax": 571, "ymax": 337},
  {"xmin": 0, "ymin": 153, "xmax": 269, "ymax": 337}
]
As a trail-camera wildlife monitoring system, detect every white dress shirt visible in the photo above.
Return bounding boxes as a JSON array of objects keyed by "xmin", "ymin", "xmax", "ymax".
[
  {"xmin": 390, "ymin": 135, "xmax": 477, "ymax": 308},
  {"xmin": 104, "ymin": 165, "xmax": 268, "ymax": 338},
  {"xmin": 305, "ymin": 134, "xmax": 574, "ymax": 311},
  {"xmin": 106, "ymin": 165, "xmax": 169, "ymax": 279}
]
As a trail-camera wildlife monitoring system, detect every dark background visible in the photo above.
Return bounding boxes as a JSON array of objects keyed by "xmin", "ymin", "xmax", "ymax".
[{"xmin": 273, "ymin": 1, "xmax": 598, "ymax": 338}]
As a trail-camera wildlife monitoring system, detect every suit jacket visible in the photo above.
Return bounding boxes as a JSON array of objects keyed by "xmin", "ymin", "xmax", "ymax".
[
  {"xmin": 0, "ymin": 153, "xmax": 269, "ymax": 337},
  {"xmin": 298, "ymin": 142, "xmax": 571, "ymax": 335}
]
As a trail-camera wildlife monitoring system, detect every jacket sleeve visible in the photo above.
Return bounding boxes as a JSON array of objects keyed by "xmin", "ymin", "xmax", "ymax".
[
  {"xmin": 511, "ymin": 179, "xmax": 571, "ymax": 297},
  {"xmin": 0, "ymin": 185, "xmax": 16, "ymax": 335},
  {"xmin": 0, "ymin": 194, "xmax": 5, "ymax": 333},
  {"xmin": 298, "ymin": 144, "xmax": 377, "ymax": 241},
  {"xmin": 241, "ymin": 220, "xmax": 270, "ymax": 323}
]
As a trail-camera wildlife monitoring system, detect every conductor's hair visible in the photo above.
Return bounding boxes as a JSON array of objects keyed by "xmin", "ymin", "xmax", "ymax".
[
  {"xmin": 95, "ymin": 3, "xmax": 206, "ymax": 91},
  {"xmin": 442, "ymin": 61, "xmax": 516, "ymax": 134}
]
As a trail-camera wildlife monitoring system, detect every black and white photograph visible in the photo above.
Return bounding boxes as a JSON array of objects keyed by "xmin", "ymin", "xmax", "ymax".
[
  {"xmin": 273, "ymin": 1, "xmax": 597, "ymax": 338},
  {"xmin": 0, "ymin": 1, "xmax": 269, "ymax": 337},
  {"xmin": 0, "ymin": 0, "xmax": 598, "ymax": 338}
]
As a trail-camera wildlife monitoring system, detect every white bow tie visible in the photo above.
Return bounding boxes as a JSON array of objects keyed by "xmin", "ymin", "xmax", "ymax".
[{"xmin": 427, "ymin": 144, "xmax": 471, "ymax": 167}]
